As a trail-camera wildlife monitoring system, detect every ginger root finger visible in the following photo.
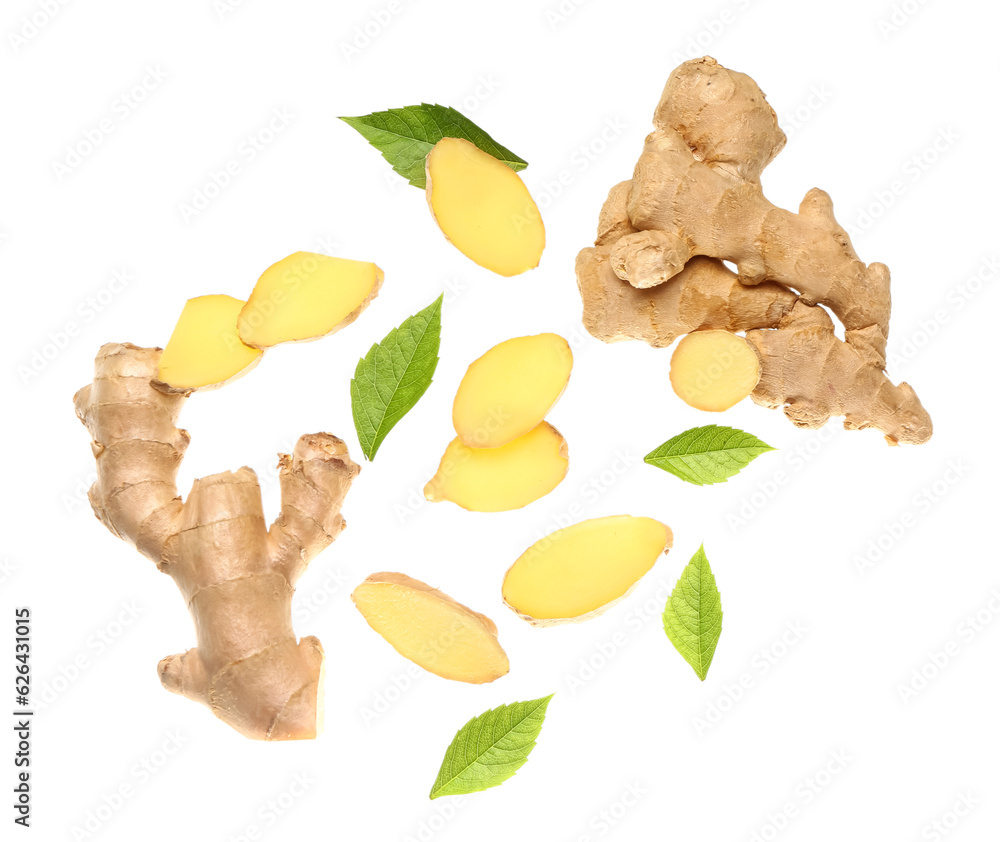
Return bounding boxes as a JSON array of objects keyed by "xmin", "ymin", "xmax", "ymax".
[
  {"xmin": 502, "ymin": 515, "xmax": 672, "ymax": 626},
  {"xmin": 669, "ymin": 330, "xmax": 761, "ymax": 412},
  {"xmin": 424, "ymin": 422, "xmax": 569, "ymax": 512},
  {"xmin": 75, "ymin": 343, "xmax": 359, "ymax": 740},
  {"xmin": 352, "ymin": 573, "xmax": 509, "ymax": 684},
  {"xmin": 426, "ymin": 137, "xmax": 545, "ymax": 277}
]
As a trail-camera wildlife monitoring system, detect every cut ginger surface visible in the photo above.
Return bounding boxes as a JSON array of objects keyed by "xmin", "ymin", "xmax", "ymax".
[
  {"xmin": 669, "ymin": 330, "xmax": 761, "ymax": 412},
  {"xmin": 426, "ymin": 137, "xmax": 545, "ymax": 277},
  {"xmin": 352, "ymin": 573, "xmax": 509, "ymax": 684},
  {"xmin": 156, "ymin": 294, "xmax": 262, "ymax": 391},
  {"xmin": 424, "ymin": 422, "xmax": 568, "ymax": 512},
  {"xmin": 502, "ymin": 515, "xmax": 672, "ymax": 625},
  {"xmin": 237, "ymin": 252, "xmax": 383, "ymax": 348},
  {"xmin": 452, "ymin": 333, "xmax": 572, "ymax": 448}
]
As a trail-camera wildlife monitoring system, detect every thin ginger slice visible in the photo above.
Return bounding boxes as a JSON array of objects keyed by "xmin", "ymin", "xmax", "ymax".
[
  {"xmin": 453, "ymin": 333, "xmax": 572, "ymax": 448},
  {"xmin": 425, "ymin": 137, "xmax": 545, "ymax": 276},
  {"xmin": 352, "ymin": 573, "xmax": 509, "ymax": 684},
  {"xmin": 669, "ymin": 330, "xmax": 761, "ymax": 412},
  {"xmin": 237, "ymin": 251, "xmax": 383, "ymax": 348},
  {"xmin": 424, "ymin": 422, "xmax": 568, "ymax": 512},
  {"xmin": 156, "ymin": 295, "xmax": 263, "ymax": 391},
  {"xmin": 502, "ymin": 515, "xmax": 672, "ymax": 625}
]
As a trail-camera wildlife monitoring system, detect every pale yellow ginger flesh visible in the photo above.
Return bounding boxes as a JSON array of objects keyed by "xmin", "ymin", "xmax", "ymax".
[
  {"xmin": 352, "ymin": 573, "xmax": 509, "ymax": 684},
  {"xmin": 502, "ymin": 515, "xmax": 672, "ymax": 625},
  {"xmin": 424, "ymin": 422, "xmax": 568, "ymax": 512},
  {"xmin": 76, "ymin": 344, "xmax": 359, "ymax": 740},
  {"xmin": 669, "ymin": 330, "xmax": 761, "ymax": 412},
  {"xmin": 452, "ymin": 333, "xmax": 572, "ymax": 448},
  {"xmin": 237, "ymin": 251, "xmax": 383, "ymax": 348},
  {"xmin": 156, "ymin": 295, "xmax": 262, "ymax": 391},
  {"xmin": 425, "ymin": 137, "xmax": 545, "ymax": 277}
]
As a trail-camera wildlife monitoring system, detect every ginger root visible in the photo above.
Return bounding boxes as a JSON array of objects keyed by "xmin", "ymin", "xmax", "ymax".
[
  {"xmin": 669, "ymin": 330, "xmax": 761, "ymax": 412},
  {"xmin": 352, "ymin": 573, "xmax": 509, "ymax": 683},
  {"xmin": 424, "ymin": 422, "xmax": 569, "ymax": 512},
  {"xmin": 576, "ymin": 58, "xmax": 932, "ymax": 444},
  {"xmin": 75, "ymin": 343, "xmax": 359, "ymax": 740},
  {"xmin": 426, "ymin": 138, "xmax": 545, "ymax": 276},
  {"xmin": 502, "ymin": 515, "xmax": 672, "ymax": 626}
]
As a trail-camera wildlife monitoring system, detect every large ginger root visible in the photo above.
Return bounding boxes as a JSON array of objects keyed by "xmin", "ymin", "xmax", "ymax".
[
  {"xmin": 576, "ymin": 59, "xmax": 933, "ymax": 444},
  {"xmin": 75, "ymin": 343, "xmax": 359, "ymax": 740}
]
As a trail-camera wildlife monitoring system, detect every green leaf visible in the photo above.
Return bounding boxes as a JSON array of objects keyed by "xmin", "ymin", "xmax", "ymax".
[
  {"xmin": 340, "ymin": 104, "xmax": 528, "ymax": 188},
  {"xmin": 644, "ymin": 425, "xmax": 774, "ymax": 486},
  {"xmin": 663, "ymin": 545, "xmax": 722, "ymax": 681},
  {"xmin": 429, "ymin": 695, "xmax": 553, "ymax": 799},
  {"xmin": 350, "ymin": 295, "xmax": 442, "ymax": 461}
]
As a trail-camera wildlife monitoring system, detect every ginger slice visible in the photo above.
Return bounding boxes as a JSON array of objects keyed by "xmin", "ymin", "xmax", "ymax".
[
  {"xmin": 669, "ymin": 330, "xmax": 761, "ymax": 412},
  {"xmin": 156, "ymin": 294, "xmax": 262, "ymax": 391},
  {"xmin": 425, "ymin": 137, "xmax": 545, "ymax": 276},
  {"xmin": 502, "ymin": 515, "xmax": 672, "ymax": 625},
  {"xmin": 424, "ymin": 422, "xmax": 568, "ymax": 512},
  {"xmin": 453, "ymin": 333, "xmax": 572, "ymax": 448},
  {"xmin": 352, "ymin": 573, "xmax": 509, "ymax": 684},
  {"xmin": 237, "ymin": 251, "xmax": 383, "ymax": 348}
]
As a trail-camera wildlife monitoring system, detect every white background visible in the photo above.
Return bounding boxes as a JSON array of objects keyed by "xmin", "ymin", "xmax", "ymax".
[{"xmin": 3, "ymin": 0, "xmax": 998, "ymax": 839}]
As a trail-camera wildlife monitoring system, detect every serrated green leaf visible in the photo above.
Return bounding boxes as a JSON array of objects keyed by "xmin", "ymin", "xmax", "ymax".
[
  {"xmin": 663, "ymin": 545, "xmax": 722, "ymax": 681},
  {"xmin": 644, "ymin": 425, "xmax": 774, "ymax": 486},
  {"xmin": 340, "ymin": 104, "xmax": 528, "ymax": 188},
  {"xmin": 350, "ymin": 295, "xmax": 442, "ymax": 461},
  {"xmin": 429, "ymin": 695, "xmax": 553, "ymax": 799}
]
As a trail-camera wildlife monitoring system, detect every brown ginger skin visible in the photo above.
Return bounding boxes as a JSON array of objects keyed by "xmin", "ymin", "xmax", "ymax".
[
  {"xmin": 74, "ymin": 343, "xmax": 359, "ymax": 739},
  {"xmin": 612, "ymin": 56, "xmax": 890, "ymax": 369}
]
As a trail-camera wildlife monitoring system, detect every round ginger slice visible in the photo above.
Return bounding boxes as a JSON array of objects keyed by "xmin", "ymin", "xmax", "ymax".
[
  {"xmin": 669, "ymin": 330, "xmax": 761, "ymax": 412},
  {"xmin": 502, "ymin": 515, "xmax": 672, "ymax": 625},
  {"xmin": 453, "ymin": 333, "xmax": 573, "ymax": 448},
  {"xmin": 156, "ymin": 294, "xmax": 263, "ymax": 392},
  {"xmin": 425, "ymin": 137, "xmax": 545, "ymax": 277},
  {"xmin": 237, "ymin": 251, "xmax": 383, "ymax": 348},
  {"xmin": 352, "ymin": 573, "xmax": 509, "ymax": 684},
  {"xmin": 424, "ymin": 422, "xmax": 569, "ymax": 512}
]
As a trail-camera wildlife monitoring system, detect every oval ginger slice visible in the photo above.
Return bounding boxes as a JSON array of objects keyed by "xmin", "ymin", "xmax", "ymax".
[
  {"xmin": 453, "ymin": 333, "xmax": 573, "ymax": 448},
  {"xmin": 237, "ymin": 251, "xmax": 383, "ymax": 348},
  {"xmin": 502, "ymin": 516, "xmax": 672, "ymax": 625},
  {"xmin": 669, "ymin": 330, "xmax": 761, "ymax": 412},
  {"xmin": 424, "ymin": 422, "xmax": 568, "ymax": 512},
  {"xmin": 425, "ymin": 137, "xmax": 545, "ymax": 276},
  {"xmin": 156, "ymin": 294, "xmax": 262, "ymax": 391},
  {"xmin": 352, "ymin": 573, "xmax": 509, "ymax": 684}
]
